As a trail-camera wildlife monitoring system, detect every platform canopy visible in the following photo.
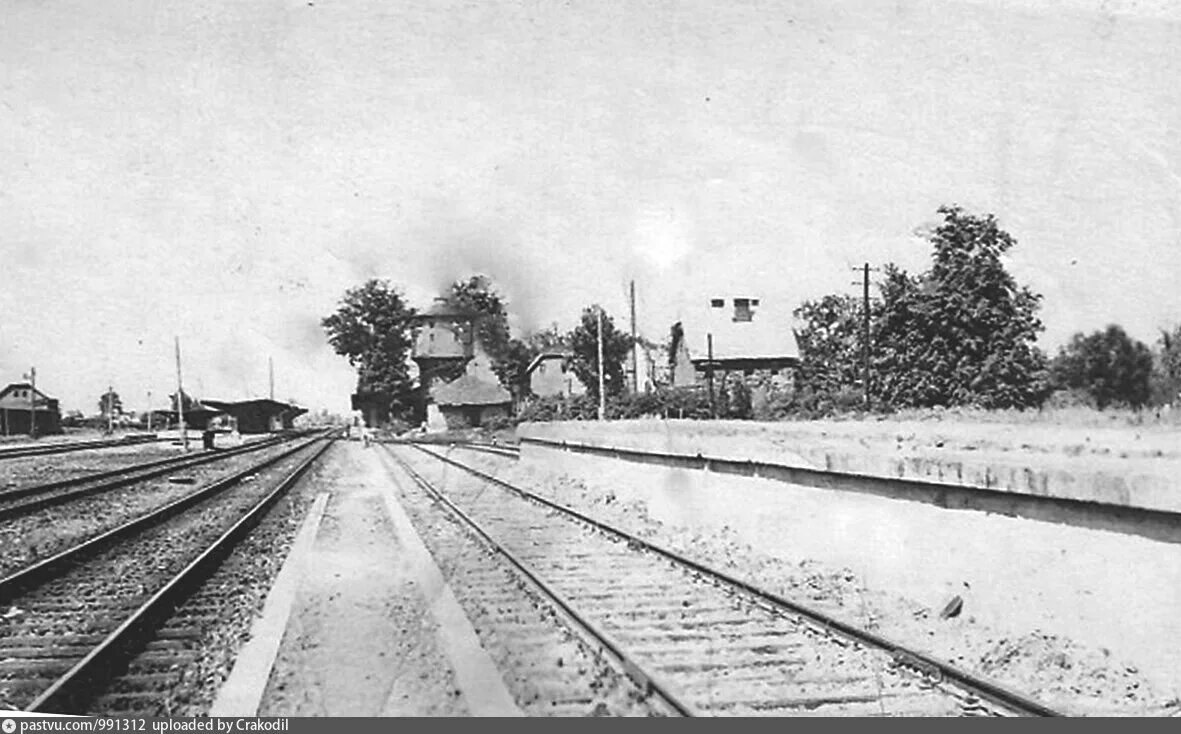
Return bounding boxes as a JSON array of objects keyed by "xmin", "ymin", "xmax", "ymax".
[
  {"xmin": 201, "ymin": 399, "xmax": 308, "ymax": 433},
  {"xmin": 151, "ymin": 404, "xmax": 225, "ymax": 427}
]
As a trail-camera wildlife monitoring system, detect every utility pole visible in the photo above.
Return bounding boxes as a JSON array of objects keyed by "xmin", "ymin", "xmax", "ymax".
[
  {"xmin": 269, "ymin": 356, "xmax": 275, "ymax": 401},
  {"xmin": 629, "ymin": 280, "xmax": 638, "ymax": 394},
  {"xmin": 596, "ymin": 307, "xmax": 606, "ymax": 421},
  {"xmin": 107, "ymin": 384, "xmax": 114, "ymax": 434},
  {"xmin": 147, "ymin": 391, "xmax": 152, "ymax": 432},
  {"xmin": 851, "ymin": 263, "xmax": 878, "ymax": 409},
  {"xmin": 23, "ymin": 367, "xmax": 36, "ymax": 438},
  {"xmin": 175, "ymin": 336, "xmax": 189, "ymax": 451},
  {"xmin": 707, "ymin": 333, "xmax": 715, "ymax": 419}
]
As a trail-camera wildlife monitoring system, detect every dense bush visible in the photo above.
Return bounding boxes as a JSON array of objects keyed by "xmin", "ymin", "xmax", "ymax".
[
  {"xmin": 1050, "ymin": 325, "xmax": 1154, "ymax": 409},
  {"xmin": 518, "ymin": 386, "xmax": 720, "ymax": 423},
  {"xmin": 516, "ymin": 394, "xmax": 600, "ymax": 423},
  {"xmin": 608, "ymin": 386, "xmax": 714, "ymax": 420}
]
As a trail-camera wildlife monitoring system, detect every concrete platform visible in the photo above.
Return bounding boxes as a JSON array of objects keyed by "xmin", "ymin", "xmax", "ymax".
[
  {"xmin": 211, "ymin": 442, "xmax": 520, "ymax": 717},
  {"xmin": 518, "ymin": 419, "xmax": 1181, "ymax": 516}
]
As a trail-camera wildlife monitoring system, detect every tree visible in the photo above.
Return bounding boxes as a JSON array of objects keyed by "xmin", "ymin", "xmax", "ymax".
[
  {"xmin": 526, "ymin": 323, "xmax": 569, "ymax": 353},
  {"xmin": 873, "ymin": 206, "xmax": 1049, "ymax": 409},
  {"xmin": 1151, "ymin": 325, "xmax": 1181, "ymax": 405},
  {"xmin": 448, "ymin": 275, "xmax": 511, "ymax": 363},
  {"xmin": 98, "ymin": 389, "xmax": 123, "ymax": 417},
  {"xmin": 568, "ymin": 306, "xmax": 633, "ymax": 401},
  {"xmin": 1051, "ymin": 325, "xmax": 1154, "ymax": 409},
  {"xmin": 446, "ymin": 274, "xmax": 518, "ymax": 387},
  {"xmin": 793, "ymin": 294, "xmax": 866, "ymax": 396},
  {"xmin": 498, "ymin": 338, "xmax": 537, "ymax": 402},
  {"xmin": 321, "ymin": 279, "xmax": 417, "ymax": 409}
]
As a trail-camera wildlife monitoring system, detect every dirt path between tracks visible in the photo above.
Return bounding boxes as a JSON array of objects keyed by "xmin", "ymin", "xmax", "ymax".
[{"xmin": 256, "ymin": 443, "xmax": 470, "ymax": 716}]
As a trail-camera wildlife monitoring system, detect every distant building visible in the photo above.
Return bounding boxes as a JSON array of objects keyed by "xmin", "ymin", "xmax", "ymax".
[
  {"xmin": 671, "ymin": 295, "xmax": 800, "ymax": 381},
  {"xmin": 0, "ymin": 382, "xmax": 62, "ymax": 436},
  {"xmin": 412, "ymin": 297, "xmax": 506, "ymax": 431},
  {"xmin": 412, "ymin": 298, "xmax": 499, "ymax": 387},
  {"xmin": 430, "ymin": 373, "xmax": 511, "ymax": 429},
  {"xmin": 527, "ymin": 352, "xmax": 585, "ymax": 398},
  {"xmin": 669, "ymin": 295, "xmax": 800, "ymax": 410},
  {"xmin": 202, "ymin": 399, "xmax": 308, "ymax": 434}
]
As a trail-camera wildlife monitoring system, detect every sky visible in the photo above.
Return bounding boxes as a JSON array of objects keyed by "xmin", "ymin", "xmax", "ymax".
[{"xmin": 2, "ymin": 0, "xmax": 1179, "ymax": 415}]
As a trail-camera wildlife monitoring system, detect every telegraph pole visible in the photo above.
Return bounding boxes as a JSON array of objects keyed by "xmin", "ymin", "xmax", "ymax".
[
  {"xmin": 596, "ymin": 307, "xmax": 606, "ymax": 420},
  {"xmin": 269, "ymin": 356, "xmax": 275, "ymax": 400},
  {"xmin": 851, "ymin": 263, "xmax": 878, "ymax": 409},
  {"xmin": 629, "ymin": 280, "xmax": 638, "ymax": 393},
  {"xmin": 147, "ymin": 391, "xmax": 152, "ymax": 432},
  {"xmin": 23, "ymin": 367, "xmax": 36, "ymax": 438},
  {"xmin": 107, "ymin": 384, "xmax": 114, "ymax": 434},
  {"xmin": 175, "ymin": 336, "xmax": 189, "ymax": 451}
]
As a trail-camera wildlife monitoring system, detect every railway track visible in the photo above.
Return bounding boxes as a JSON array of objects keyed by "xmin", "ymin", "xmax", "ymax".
[
  {"xmin": 0, "ymin": 435, "xmax": 163, "ymax": 461},
  {"xmin": 374, "ymin": 447, "xmax": 671, "ymax": 717},
  {"xmin": 0, "ymin": 432, "xmax": 334, "ymax": 714},
  {"xmin": 394, "ymin": 438, "xmax": 520, "ymax": 460},
  {"xmin": 0, "ymin": 435, "xmax": 290, "ymax": 520},
  {"xmin": 383, "ymin": 443, "xmax": 1064, "ymax": 718}
]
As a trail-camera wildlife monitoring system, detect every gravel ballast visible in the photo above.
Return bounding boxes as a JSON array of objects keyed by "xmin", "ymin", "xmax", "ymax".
[{"xmin": 462, "ymin": 446, "xmax": 1181, "ymax": 716}]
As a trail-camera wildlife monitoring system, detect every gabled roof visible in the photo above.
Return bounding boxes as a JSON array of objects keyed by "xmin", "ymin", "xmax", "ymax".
[
  {"xmin": 431, "ymin": 374, "xmax": 511, "ymax": 406},
  {"xmin": 526, "ymin": 352, "xmax": 572, "ymax": 375},
  {"xmin": 0, "ymin": 383, "xmax": 55, "ymax": 403}
]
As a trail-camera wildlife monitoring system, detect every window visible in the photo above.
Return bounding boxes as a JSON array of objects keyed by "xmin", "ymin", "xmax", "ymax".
[
  {"xmin": 733, "ymin": 298, "xmax": 752, "ymax": 322},
  {"xmin": 710, "ymin": 298, "xmax": 724, "ymax": 308}
]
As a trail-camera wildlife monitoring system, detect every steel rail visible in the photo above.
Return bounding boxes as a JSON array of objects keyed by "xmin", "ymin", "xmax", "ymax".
[
  {"xmin": 0, "ymin": 430, "xmax": 331, "ymax": 602},
  {"xmin": 0, "ymin": 436, "xmax": 290, "ymax": 519},
  {"xmin": 449, "ymin": 443, "xmax": 520, "ymax": 459},
  {"xmin": 0, "ymin": 435, "xmax": 163, "ymax": 461},
  {"xmin": 413, "ymin": 444, "xmax": 1065, "ymax": 718},
  {"xmin": 382, "ymin": 445, "xmax": 695, "ymax": 717},
  {"xmin": 24, "ymin": 437, "xmax": 334, "ymax": 714},
  {"xmin": 390, "ymin": 438, "xmax": 520, "ymax": 459}
]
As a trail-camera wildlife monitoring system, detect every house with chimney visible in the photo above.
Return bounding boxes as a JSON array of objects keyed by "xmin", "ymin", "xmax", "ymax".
[{"xmin": 669, "ymin": 294, "xmax": 800, "ymax": 408}]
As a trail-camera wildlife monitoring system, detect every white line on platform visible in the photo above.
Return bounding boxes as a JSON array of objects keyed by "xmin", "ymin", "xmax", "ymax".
[{"xmin": 208, "ymin": 492, "xmax": 330, "ymax": 717}]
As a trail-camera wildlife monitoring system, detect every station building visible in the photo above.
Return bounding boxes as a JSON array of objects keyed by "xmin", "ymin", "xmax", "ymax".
[{"xmin": 0, "ymin": 382, "xmax": 63, "ymax": 436}]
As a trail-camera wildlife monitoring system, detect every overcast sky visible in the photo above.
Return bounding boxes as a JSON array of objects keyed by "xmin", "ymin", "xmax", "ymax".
[{"xmin": 2, "ymin": 0, "xmax": 1179, "ymax": 414}]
